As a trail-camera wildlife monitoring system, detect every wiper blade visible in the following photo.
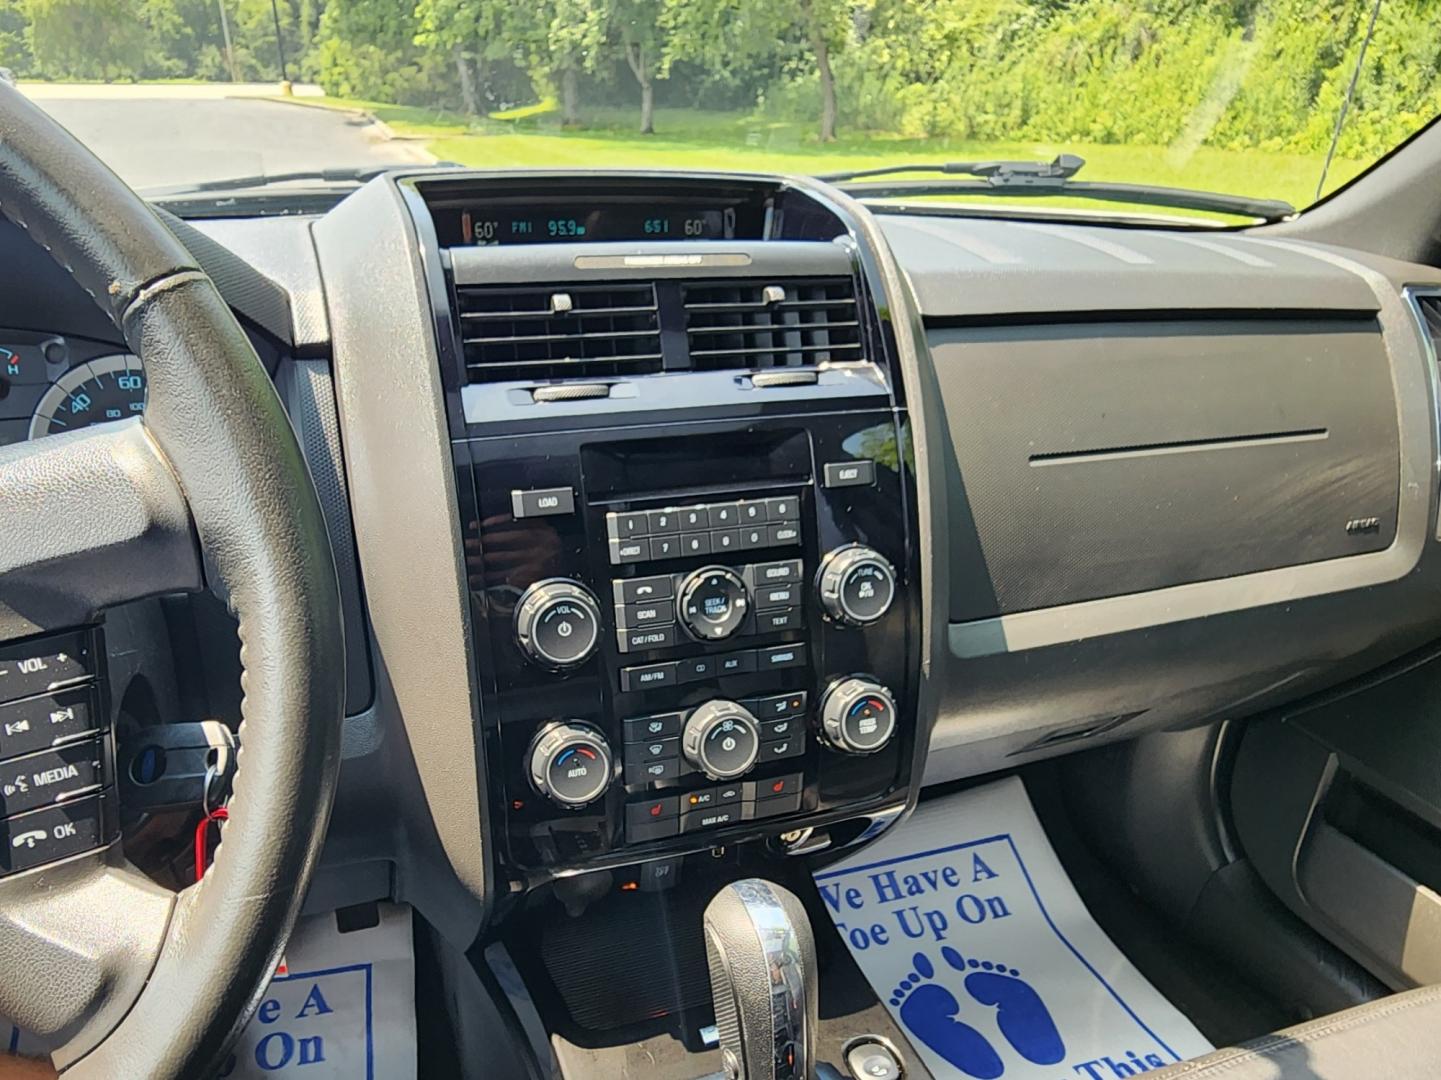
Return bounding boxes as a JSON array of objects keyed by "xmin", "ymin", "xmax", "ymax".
[
  {"xmin": 818, "ymin": 153, "xmax": 1087, "ymax": 185},
  {"xmin": 820, "ymin": 154, "xmax": 1295, "ymax": 222},
  {"xmin": 140, "ymin": 163, "xmax": 461, "ymax": 198}
]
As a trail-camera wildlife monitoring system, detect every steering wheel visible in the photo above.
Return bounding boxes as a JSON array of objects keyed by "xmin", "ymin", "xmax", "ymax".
[{"xmin": 0, "ymin": 86, "xmax": 344, "ymax": 1076}]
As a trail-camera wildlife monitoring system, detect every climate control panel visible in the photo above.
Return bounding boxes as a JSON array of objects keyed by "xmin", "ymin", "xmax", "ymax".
[{"xmin": 460, "ymin": 412, "xmax": 918, "ymax": 873}]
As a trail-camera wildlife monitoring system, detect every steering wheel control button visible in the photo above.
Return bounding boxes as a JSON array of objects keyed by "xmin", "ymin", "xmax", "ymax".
[
  {"xmin": 682, "ymin": 700, "xmax": 761, "ymax": 781},
  {"xmin": 678, "ymin": 566, "xmax": 750, "ymax": 642},
  {"xmin": 0, "ymin": 793, "xmax": 106, "ymax": 877},
  {"xmin": 515, "ymin": 579, "xmax": 601, "ymax": 669},
  {"xmin": 820, "ymin": 678, "xmax": 898, "ymax": 754},
  {"xmin": 528, "ymin": 723, "xmax": 613, "ymax": 809},
  {"xmin": 818, "ymin": 545, "xmax": 897, "ymax": 626},
  {"xmin": 511, "ymin": 486, "xmax": 575, "ymax": 519},
  {"xmin": 823, "ymin": 460, "xmax": 877, "ymax": 489},
  {"xmin": 0, "ymin": 740, "xmax": 104, "ymax": 818},
  {"xmin": 0, "ymin": 631, "xmax": 94, "ymax": 705},
  {"xmin": 0, "ymin": 687, "xmax": 97, "ymax": 762}
]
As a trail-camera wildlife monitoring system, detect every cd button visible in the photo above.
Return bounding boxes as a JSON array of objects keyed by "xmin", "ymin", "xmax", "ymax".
[{"xmin": 677, "ymin": 655, "xmax": 716, "ymax": 683}]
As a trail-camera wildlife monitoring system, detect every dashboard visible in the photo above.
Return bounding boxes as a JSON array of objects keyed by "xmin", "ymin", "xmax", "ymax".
[{"xmin": 3, "ymin": 166, "xmax": 1441, "ymax": 946}]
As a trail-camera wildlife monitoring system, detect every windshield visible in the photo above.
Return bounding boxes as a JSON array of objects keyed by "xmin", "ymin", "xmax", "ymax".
[{"xmin": 9, "ymin": 0, "xmax": 1439, "ymax": 222}]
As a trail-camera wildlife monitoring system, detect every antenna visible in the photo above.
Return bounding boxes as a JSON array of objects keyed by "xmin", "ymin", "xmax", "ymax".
[{"xmin": 1315, "ymin": 0, "xmax": 1384, "ymax": 202}]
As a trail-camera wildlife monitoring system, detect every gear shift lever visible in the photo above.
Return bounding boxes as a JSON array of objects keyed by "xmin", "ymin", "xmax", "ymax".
[{"xmin": 704, "ymin": 879, "xmax": 819, "ymax": 1080}]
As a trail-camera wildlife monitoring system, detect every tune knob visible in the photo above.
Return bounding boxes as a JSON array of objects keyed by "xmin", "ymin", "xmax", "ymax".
[
  {"xmin": 527, "ymin": 722, "xmax": 613, "ymax": 808},
  {"xmin": 677, "ymin": 565, "xmax": 750, "ymax": 642},
  {"xmin": 682, "ymin": 700, "xmax": 761, "ymax": 780},
  {"xmin": 515, "ymin": 579, "xmax": 601, "ymax": 669},
  {"xmin": 819, "ymin": 678, "xmax": 897, "ymax": 754},
  {"xmin": 817, "ymin": 545, "xmax": 896, "ymax": 626}
]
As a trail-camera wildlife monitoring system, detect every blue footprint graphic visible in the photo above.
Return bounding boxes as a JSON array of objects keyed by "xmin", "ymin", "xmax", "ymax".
[
  {"xmin": 942, "ymin": 946, "xmax": 1066, "ymax": 1066},
  {"xmin": 889, "ymin": 952, "xmax": 1004, "ymax": 1079}
]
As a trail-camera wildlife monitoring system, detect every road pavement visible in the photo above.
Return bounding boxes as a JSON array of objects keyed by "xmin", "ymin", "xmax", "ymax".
[{"xmin": 19, "ymin": 83, "xmax": 432, "ymax": 191}]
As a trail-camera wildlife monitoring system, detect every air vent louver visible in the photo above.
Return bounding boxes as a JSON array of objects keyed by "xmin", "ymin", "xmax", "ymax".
[
  {"xmin": 1418, "ymin": 294, "xmax": 1441, "ymax": 344},
  {"xmin": 457, "ymin": 283, "xmax": 662, "ymax": 383},
  {"xmin": 682, "ymin": 277, "xmax": 863, "ymax": 371}
]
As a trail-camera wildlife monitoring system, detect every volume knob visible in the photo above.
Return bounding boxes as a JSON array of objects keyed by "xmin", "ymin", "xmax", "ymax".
[
  {"xmin": 817, "ymin": 545, "xmax": 896, "ymax": 626},
  {"xmin": 514, "ymin": 579, "xmax": 601, "ymax": 669}
]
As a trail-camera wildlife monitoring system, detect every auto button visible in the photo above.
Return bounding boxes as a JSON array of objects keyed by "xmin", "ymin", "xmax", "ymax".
[{"xmin": 0, "ymin": 740, "xmax": 104, "ymax": 818}]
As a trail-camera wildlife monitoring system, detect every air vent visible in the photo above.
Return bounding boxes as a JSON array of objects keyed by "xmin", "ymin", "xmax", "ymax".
[
  {"xmin": 457, "ymin": 283, "xmax": 661, "ymax": 383},
  {"xmin": 1418, "ymin": 293, "xmax": 1441, "ymax": 344},
  {"xmin": 681, "ymin": 277, "xmax": 863, "ymax": 371}
]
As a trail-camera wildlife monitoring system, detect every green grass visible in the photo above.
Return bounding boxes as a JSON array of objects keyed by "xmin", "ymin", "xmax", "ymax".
[{"xmin": 320, "ymin": 99, "xmax": 1369, "ymax": 215}]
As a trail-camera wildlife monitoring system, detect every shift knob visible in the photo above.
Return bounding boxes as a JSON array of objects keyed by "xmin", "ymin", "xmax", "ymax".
[{"xmin": 704, "ymin": 879, "xmax": 818, "ymax": 1080}]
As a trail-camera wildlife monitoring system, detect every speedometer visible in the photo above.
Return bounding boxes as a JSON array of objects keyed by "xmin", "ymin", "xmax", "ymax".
[{"xmin": 28, "ymin": 354, "xmax": 146, "ymax": 438}]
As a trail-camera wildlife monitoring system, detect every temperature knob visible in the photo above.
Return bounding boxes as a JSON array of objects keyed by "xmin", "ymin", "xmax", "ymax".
[
  {"xmin": 677, "ymin": 565, "xmax": 750, "ymax": 642},
  {"xmin": 528, "ymin": 722, "xmax": 613, "ymax": 808},
  {"xmin": 819, "ymin": 678, "xmax": 897, "ymax": 754},
  {"xmin": 682, "ymin": 700, "xmax": 761, "ymax": 780},
  {"xmin": 817, "ymin": 545, "xmax": 896, "ymax": 626},
  {"xmin": 515, "ymin": 579, "xmax": 601, "ymax": 669}
]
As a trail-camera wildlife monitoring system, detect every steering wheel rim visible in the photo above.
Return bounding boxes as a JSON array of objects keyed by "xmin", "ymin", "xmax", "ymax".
[{"xmin": 0, "ymin": 84, "xmax": 344, "ymax": 1077}]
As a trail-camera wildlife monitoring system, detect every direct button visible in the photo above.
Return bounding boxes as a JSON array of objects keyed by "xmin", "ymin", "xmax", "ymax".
[
  {"xmin": 0, "ymin": 740, "xmax": 103, "ymax": 818},
  {"xmin": 1, "ymin": 794, "xmax": 106, "ymax": 877},
  {"xmin": 0, "ymin": 688, "xmax": 97, "ymax": 762},
  {"xmin": 823, "ymin": 460, "xmax": 876, "ymax": 488}
]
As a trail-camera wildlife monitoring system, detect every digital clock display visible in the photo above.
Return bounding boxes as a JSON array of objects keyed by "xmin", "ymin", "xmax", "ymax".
[{"xmin": 456, "ymin": 205, "xmax": 733, "ymax": 245}]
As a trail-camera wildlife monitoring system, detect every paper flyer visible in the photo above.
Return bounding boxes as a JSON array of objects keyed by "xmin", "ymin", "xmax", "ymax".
[{"xmin": 816, "ymin": 777, "xmax": 1213, "ymax": 1080}]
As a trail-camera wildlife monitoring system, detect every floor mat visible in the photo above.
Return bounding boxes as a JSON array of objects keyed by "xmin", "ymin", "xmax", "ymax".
[{"xmin": 815, "ymin": 777, "xmax": 1214, "ymax": 1080}]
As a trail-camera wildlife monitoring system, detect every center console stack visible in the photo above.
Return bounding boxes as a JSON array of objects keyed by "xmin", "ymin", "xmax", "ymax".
[{"xmin": 404, "ymin": 172, "xmax": 924, "ymax": 881}]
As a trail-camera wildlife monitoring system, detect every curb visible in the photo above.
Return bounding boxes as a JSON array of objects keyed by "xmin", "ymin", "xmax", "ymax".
[{"xmin": 250, "ymin": 95, "xmax": 440, "ymax": 162}]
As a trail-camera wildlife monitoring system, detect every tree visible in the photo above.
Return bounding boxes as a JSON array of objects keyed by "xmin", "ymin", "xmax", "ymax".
[
  {"xmin": 664, "ymin": 0, "xmax": 852, "ymax": 140},
  {"xmin": 550, "ymin": 0, "xmax": 668, "ymax": 132},
  {"xmin": 23, "ymin": 0, "xmax": 147, "ymax": 78}
]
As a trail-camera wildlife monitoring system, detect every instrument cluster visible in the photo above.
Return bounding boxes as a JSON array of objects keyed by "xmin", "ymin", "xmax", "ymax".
[{"xmin": 0, "ymin": 330, "xmax": 146, "ymax": 447}]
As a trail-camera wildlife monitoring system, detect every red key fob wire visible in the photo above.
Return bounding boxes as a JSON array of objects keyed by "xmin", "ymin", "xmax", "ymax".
[{"xmin": 193, "ymin": 806, "xmax": 229, "ymax": 882}]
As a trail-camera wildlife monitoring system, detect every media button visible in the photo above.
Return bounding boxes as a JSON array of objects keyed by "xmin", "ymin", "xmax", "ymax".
[
  {"xmin": 758, "ymin": 643, "xmax": 807, "ymax": 670},
  {"xmin": 619, "ymin": 662, "xmax": 679, "ymax": 693},
  {"xmin": 677, "ymin": 655, "xmax": 716, "ymax": 683},
  {"xmin": 717, "ymin": 650, "xmax": 758, "ymax": 676}
]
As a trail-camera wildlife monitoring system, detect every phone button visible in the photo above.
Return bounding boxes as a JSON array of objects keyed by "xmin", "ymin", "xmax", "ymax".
[{"xmin": 1, "ymin": 793, "xmax": 106, "ymax": 877}]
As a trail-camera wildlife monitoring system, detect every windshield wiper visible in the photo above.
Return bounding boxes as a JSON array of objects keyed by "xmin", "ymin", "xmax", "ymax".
[
  {"xmin": 140, "ymin": 163, "xmax": 462, "ymax": 198},
  {"xmin": 818, "ymin": 154, "xmax": 1296, "ymax": 223}
]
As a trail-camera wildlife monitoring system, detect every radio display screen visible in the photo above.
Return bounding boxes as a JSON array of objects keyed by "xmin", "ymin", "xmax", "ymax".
[{"xmin": 448, "ymin": 204, "xmax": 735, "ymax": 245}]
